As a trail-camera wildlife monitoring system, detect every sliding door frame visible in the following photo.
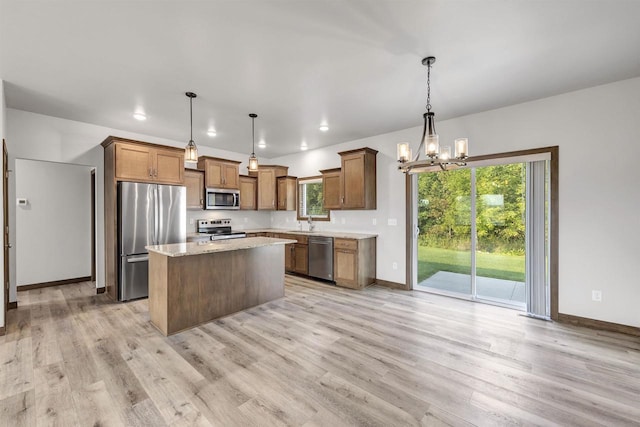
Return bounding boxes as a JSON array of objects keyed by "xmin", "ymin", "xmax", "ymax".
[{"xmin": 405, "ymin": 146, "xmax": 559, "ymax": 320}]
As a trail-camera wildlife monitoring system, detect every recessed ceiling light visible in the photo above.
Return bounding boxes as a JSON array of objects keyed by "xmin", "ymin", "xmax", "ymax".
[
  {"xmin": 319, "ymin": 124, "xmax": 329, "ymax": 132},
  {"xmin": 207, "ymin": 129, "xmax": 217, "ymax": 137},
  {"xmin": 300, "ymin": 142, "xmax": 308, "ymax": 151},
  {"xmin": 258, "ymin": 140, "xmax": 266, "ymax": 148},
  {"xmin": 133, "ymin": 112, "xmax": 146, "ymax": 121}
]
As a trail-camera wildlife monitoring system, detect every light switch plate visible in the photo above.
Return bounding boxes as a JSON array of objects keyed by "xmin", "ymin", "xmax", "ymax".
[
  {"xmin": 372, "ymin": 218, "xmax": 377, "ymax": 225},
  {"xmin": 388, "ymin": 218, "xmax": 397, "ymax": 226}
]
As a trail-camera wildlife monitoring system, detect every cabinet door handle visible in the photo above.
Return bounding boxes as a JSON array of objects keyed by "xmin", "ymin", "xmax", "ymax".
[{"xmin": 149, "ymin": 168, "xmax": 153, "ymax": 177}]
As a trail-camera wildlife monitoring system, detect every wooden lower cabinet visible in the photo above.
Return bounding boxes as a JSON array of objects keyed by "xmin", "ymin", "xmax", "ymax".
[
  {"xmin": 333, "ymin": 237, "xmax": 376, "ymax": 289},
  {"xmin": 284, "ymin": 243, "xmax": 295, "ymax": 271},
  {"xmin": 293, "ymin": 243, "xmax": 308, "ymax": 275},
  {"xmin": 334, "ymin": 249, "xmax": 357, "ymax": 286}
]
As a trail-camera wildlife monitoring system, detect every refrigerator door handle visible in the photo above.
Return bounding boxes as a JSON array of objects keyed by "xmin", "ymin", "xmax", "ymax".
[
  {"xmin": 154, "ymin": 185, "xmax": 159, "ymax": 245},
  {"xmin": 126, "ymin": 255, "xmax": 149, "ymax": 263}
]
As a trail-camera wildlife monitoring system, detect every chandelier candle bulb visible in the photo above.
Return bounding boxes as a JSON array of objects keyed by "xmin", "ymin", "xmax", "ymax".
[
  {"xmin": 426, "ymin": 134, "xmax": 439, "ymax": 157},
  {"xmin": 397, "ymin": 143, "xmax": 411, "ymax": 163},
  {"xmin": 455, "ymin": 138, "xmax": 468, "ymax": 158},
  {"xmin": 440, "ymin": 146, "xmax": 451, "ymax": 160}
]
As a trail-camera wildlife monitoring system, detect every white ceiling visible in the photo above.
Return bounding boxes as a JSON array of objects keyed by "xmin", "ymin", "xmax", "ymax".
[{"xmin": 2, "ymin": 0, "xmax": 640, "ymax": 157}]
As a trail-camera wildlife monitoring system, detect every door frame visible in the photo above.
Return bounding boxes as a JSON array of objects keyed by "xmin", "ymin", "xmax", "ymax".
[
  {"xmin": 3, "ymin": 140, "xmax": 9, "ymax": 329},
  {"xmin": 91, "ymin": 169, "xmax": 96, "ymax": 282},
  {"xmin": 405, "ymin": 146, "xmax": 559, "ymax": 320}
]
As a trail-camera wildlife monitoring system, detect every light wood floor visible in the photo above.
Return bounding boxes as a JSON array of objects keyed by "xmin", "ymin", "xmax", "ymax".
[{"xmin": 1, "ymin": 276, "xmax": 640, "ymax": 426}]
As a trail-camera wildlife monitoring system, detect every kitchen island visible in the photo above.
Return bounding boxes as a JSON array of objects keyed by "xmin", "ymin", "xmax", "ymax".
[{"xmin": 146, "ymin": 237, "xmax": 296, "ymax": 336}]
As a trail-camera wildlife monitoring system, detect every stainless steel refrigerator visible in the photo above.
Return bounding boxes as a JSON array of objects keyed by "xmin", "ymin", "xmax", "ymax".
[{"xmin": 118, "ymin": 182, "xmax": 186, "ymax": 301}]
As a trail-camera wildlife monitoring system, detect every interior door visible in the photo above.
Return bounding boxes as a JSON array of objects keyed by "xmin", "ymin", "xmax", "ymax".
[{"xmin": 3, "ymin": 140, "xmax": 9, "ymax": 319}]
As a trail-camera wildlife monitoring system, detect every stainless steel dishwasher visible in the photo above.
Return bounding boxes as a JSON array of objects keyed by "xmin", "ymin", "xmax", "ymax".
[{"xmin": 308, "ymin": 236, "xmax": 334, "ymax": 281}]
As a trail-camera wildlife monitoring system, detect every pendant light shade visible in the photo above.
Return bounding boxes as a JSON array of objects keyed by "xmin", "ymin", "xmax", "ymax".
[
  {"xmin": 185, "ymin": 92, "xmax": 198, "ymax": 163},
  {"xmin": 248, "ymin": 113, "xmax": 259, "ymax": 171}
]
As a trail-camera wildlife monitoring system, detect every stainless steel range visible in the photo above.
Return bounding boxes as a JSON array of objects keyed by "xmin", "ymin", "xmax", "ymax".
[{"xmin": 197, "ymin": 219, "xmax": 246, "ymax": 240}]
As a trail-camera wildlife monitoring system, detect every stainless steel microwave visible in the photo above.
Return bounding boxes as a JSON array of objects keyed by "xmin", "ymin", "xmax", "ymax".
[{"xmin": 205, "ymin": 188, "xmax": 240, "ymax": 210}]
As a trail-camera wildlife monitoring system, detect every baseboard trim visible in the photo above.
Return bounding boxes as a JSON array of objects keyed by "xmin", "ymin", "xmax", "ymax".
[
  {"xmin": 8, "ymin": 301, "xmax": 17, "ymax": 310},
  {"xmin": 96, "ymin": 287, "xmax": 106, "ymax": 294},
  {"xmin": 0, "ymin": 326, "xmax": 5, "ymax": 336},
  {"xmin": 17, "ymin": 276, "xmax": 92, "ymax": 292},
  {"xmin": 558, "ymin": 313, "xmax": 640, "ymax": 337},
  {"xmin": 374, "ymin": 279, "xmax": 409, "ymax": 290}
]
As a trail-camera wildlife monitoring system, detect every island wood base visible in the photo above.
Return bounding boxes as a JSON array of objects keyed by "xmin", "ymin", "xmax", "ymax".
[{"xmin": 149, "ymin": 245, "xmax": 285, "ymax": 336}]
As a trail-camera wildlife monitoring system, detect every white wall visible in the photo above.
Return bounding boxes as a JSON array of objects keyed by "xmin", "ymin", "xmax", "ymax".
[
  {"xmin": 6, "ymin": 108, "xmax": 266, "ymax": 300},
  {"xmin": 0, "ymin": 80, "xmax": 6, "ymax": 330},
  {"xmin": 271, "ymin": 76, "xmax": 640, "ymax": 328},
  {"xmin": 15, "ymin": 159, "xmax": 92, "ymax": 285}
]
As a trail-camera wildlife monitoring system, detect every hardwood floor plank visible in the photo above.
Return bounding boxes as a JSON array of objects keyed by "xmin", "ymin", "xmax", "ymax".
[
  {"xmin": 0, "ymin": 338, "xmax": 34, "ymax": 401},
  {"xmin": 0, "ymin": 389, "xmax": 35, "ymax": 427},
  {"xmin": 70, "ymin": 380, "xmax": 125, "ymax": 427},
  {"xmin": 123, "ymin": 347, "xmax": 210, "ymax": 426},
  {"xmin": 0, "ymin": 279, "xmax": 638, "ymax": 426},
  {"xmin": 33, "ymin": 362, "xmax": 80, "ymax": 426}
]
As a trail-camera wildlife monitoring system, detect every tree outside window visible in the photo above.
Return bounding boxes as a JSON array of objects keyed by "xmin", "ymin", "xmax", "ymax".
[{"xmin": 297, "ymin": 177, "xmax": 330, "ymax": 220}]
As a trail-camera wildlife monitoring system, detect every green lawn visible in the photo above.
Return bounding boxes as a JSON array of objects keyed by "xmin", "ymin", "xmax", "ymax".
[{"xmin": 418, "ymin": 245, "xmax": 525, "ymax": 283}]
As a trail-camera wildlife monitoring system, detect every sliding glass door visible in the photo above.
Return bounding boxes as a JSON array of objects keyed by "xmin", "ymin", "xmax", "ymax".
[
  {"xmin": 475, "ymin": 163, "xmax": 526, "ymax": 305},
  {"xmin": 414, "ymin": 159, "xmax": 547, "ymax": 311},
  {"xmin": 415, "ymin": 168, "xmax": 473, "ymax": 297}
]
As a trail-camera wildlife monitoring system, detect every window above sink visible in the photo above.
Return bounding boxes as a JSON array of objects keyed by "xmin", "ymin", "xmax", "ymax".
[{"xmin": 297, "ymin": 176, "xmax": 330, "ymax": 221}]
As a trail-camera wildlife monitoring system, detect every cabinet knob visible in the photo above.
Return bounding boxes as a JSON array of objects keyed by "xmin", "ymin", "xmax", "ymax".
[{"xmin": 149, "ymin": 168, "xmax": 153, "ymax": 177}]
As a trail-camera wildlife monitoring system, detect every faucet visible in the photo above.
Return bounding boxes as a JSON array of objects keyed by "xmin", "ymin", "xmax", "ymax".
[{"xmin": 307, "ymin": 216, "xmax": 315, "ymax": 232}]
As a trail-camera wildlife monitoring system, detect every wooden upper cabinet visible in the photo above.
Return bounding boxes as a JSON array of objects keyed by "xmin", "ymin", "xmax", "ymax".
[
  {"xmin": 197, "ymin": 157, "xmax": 240, "ymax": 189},
  {"xmin": 277, "ymin": 176, "xmax": 297, "ymax": 211},
  {"xmin": 108, "ymin": 138, "xmax": 184, "ymax": 185},
  {"xmin": 320, "ymin": 168, "xmax": 342, "ymax": 210},
  {"xmin": 114, "ymin": 143, "xmax": 153, "ymax": 181},
  {"xmin": 184, "ymin": 169, "xmax": 205, "ymax": 209},
  {"xmin": 154, "ymin": 148, "xmax": 185, "ymax": 184},
  {"xmin": 239, "ymin": 175, "xmax": 257, "ymax": 210},
  {"xmin": 250, "ymin": 165, "xmax": 288, "ymax": 210},
  {"xmin": 339, "ymin": 147, "xmax": 377, "ymax": 210}
]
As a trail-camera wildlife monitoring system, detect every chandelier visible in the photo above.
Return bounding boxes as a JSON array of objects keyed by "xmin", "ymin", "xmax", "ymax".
[{"xmin": 397, "ymin": 56, "xmax": 468, "ymax": 173}]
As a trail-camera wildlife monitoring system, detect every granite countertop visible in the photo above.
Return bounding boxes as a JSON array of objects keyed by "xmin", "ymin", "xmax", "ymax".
[
  {"xmin": 147, "ymin": 237, "xmax": 297, "ymax": 258},
  {"xmin": 243, "ymin": 228, "xmax": 378, "ymax": 240}
]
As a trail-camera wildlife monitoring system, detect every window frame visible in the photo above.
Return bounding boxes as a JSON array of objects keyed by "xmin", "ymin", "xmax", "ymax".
[{"xmin": 296, "ymin": 175, "xmax": 331, "ymax": 221}]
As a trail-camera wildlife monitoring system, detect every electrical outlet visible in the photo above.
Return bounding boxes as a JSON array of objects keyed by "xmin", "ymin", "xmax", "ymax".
[
  {"xmin": 189, "ymin": 218, "xmax": 194, "ymax": 225},
  {"xmin": 592, "ymin": 290, "xmax": 602, "ymax": 302},
  {"xmin": 331, "ymin": 218, "xmax": 336, "ymax": 224},
  {"xmin": 372, "ymin": 218, "xmax": 377, "ymax": 225},
  {"xmin": 388, "ymin": 218, "xmax": 397, "ymax": 226},
  {"xmin": 341, "ymin": 218, "xmax": 346, "ymax": 224},
  {"xmin": 392, "ymin": 262, "xmax": 398, "ymax": 270},
  {"xmin": 243, "ymin": 217, "xmax": 248, "ymax": 223}
]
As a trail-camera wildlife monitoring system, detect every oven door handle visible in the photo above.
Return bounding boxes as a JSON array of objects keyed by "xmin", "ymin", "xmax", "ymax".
[{"xmin": 233, "ymin": 192, "xmax": 239, "ymax": 207}]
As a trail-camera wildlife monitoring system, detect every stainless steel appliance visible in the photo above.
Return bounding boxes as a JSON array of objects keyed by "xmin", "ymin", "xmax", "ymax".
[
  {"xmin": 118, "ymin": 182, "xmax": 186, "ymax": 301},
  {"xmin": 205, "ymin": 188, "xmax": 240, "ymax": 210},
  {"xmin": 197, "ymin": 219, "xmax": 246, "ymax": 240},
  {"xmin": 308, "ymin": 236, "xmax": 334, "ymax": 281}
]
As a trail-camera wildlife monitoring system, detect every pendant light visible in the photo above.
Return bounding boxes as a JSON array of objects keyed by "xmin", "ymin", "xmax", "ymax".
[
  {"xmin": 248, "ymin": 113, "xmax": 259, "ymax": 171},
  {"xmin": 398, "ymin": 57, "xmax": 469, "ymax": 173},
  {"xmin": 185, "ymin": 92, "xmax": 198, "ymax": 163}
]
